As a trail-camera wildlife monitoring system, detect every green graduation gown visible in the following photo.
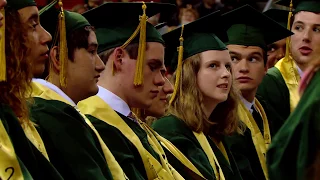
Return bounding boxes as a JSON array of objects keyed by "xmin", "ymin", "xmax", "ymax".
[
  {"xmin": 225, "ymin": 128, "xmax": 266, "ymax": 180},
  {"xmin": 86, "ymin": 112, "xmax": 161, "ymax": 180},
  {"xmin": 152, "ymin": 115, "xmax": 243, "ymax": 180},
  {"xmin": 267, "ymin": 70, "xmax": 320, "ymax": 180},
  {"xmin": 255, "ymin": 94, "xmax": 282, "ymax": 137},
  {"xmin": 257, "ymin": 67, "xmax": 290, "ymax": 133},
  {"xmin": 224, "ymin": 95, "xmax": 277, "ymax": 180},
  {"xmin": 30, "ymin": 98, "xmax": 113, "ymax": 180},
  {"xmin": 0, "ymin": 103, "xmax": 63, "ymax": 180}
]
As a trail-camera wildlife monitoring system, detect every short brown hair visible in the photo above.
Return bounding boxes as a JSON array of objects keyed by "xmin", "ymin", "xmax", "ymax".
[
  {"xmin": 42, "ymin": 26, "xmax": 95, "ymax": 79},
  {"xmin": 169, "ymin": 53, "xmax": 242, "ymax": 137},
  {"xmin": 51, "ymin": 26, "xmax": 95, "ymax": 61},
  {"xmin": 99, "ymin": 43, "xmax": 149, "ymax": 64}
]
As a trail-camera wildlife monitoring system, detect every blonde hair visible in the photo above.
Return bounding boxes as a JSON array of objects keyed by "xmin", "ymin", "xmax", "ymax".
[
  {"xmin": 179, "ymin": 5, "xmax": 199, "ymax": 22},
  {"xmin": 168, "ymin": 53, "xmax": 242, "ymax": 137}
]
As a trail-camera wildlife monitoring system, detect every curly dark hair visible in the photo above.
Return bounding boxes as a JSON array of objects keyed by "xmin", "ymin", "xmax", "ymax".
[{"xmin": 0, "ymin": 7, "xmax": 32, "ymax": 123}]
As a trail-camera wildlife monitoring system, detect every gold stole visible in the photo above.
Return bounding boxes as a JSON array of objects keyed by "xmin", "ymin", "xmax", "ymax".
[
  {"xmin": 141, "ymin": 124, "xmax": 206, "ymax": 179},
  {"xmin": 0, "ymin": 119, "xmax": 24, "ymax": 180},
  {"xmin": 78, "ymin": 95, "xmax": 183, "ymax": 180},
  {"xmin": 31, "ymin": 82, "xmax": 127, "ymax": 180},
  {"xmin": 275, "ymin": 56, "xmax": 300, "ymax": 112},
  {"xmin": 237, "ymin": 98, "xmax": 271, "ymax": 179},
  {"xmin": 193, "ymin": 132, "xmax": 226, "ymax": 180},
  {"xmin": 21, "ymin": 120, "xmax": 50, "ymax": 161}
]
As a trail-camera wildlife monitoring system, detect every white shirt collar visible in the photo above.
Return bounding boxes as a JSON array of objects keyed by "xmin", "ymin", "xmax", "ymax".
[
  {"xmin": 241, "ymin": 97, "xmax": 255, "ymax": 114},
  {"xmin": 297, "ymin": 65, "xmax": 303, "ymax": 78},
  {"xmin": 32, "ymin": 78, "xmax": 76, "ymax": 106},
  {"xmin": 97, "ymin": 86, "xmax": 131, "ymax": 117}
]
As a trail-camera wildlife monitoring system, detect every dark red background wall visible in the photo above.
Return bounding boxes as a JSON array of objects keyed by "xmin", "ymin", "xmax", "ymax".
[
  {"xmin": 35, "ymin": 0, "xmax": 161, "ymax": 10},
  {"xmin": 35, "ymin": 0, "xmax": 85, "ymax": 9}
]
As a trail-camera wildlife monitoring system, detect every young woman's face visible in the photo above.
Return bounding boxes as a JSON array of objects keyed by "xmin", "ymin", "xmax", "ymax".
[{"xmin": 197, "ymin": 50, "xmax": 232, "ymax": 104}]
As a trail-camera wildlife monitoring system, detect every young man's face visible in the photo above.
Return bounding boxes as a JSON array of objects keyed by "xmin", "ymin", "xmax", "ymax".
[
  {"xmin": 18, "ymin": 6, "xmax": 52, "ymax": 77},
  {"xmin": 290, "ymin": 11, "xmax": 320, "ymax": 70},
  {"xmin": 0, "ymin": 0, "xmax": 6, "ymax": 39},
  {"xmin": 121, "ymin": 42, "xmax": 166, "ymax": 109},
  {"xmin": 146, "ymin": 77, "xmax": 173, "ymax": 118},
  {"xmin": 267, "ymin": 38, "xmax": 286, "ymax": 69},
  {"xmin": 66, "ymin": 30, "xmax": 105, "ymax": 100},
  {"xmin": 228, "ymin": 44, "xmax": 267, "ymax": 95}
]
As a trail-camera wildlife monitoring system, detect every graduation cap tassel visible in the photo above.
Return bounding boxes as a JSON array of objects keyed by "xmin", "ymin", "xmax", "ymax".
[
  {"xmin": 0, "ymin": 9, "xmax": 6, "ymax": 82},
  {"xmin": 58, "ymin": 0, "xmax": 68, "ymax": 87},
  {"xmin": 169, "ymin": 24, "xmax": 184, "ymax": 106},
  {"xmin": 285, "ymin": 0, "xmax": 293, "ymax": 59},
  {"xmin": 131, "ymin": 108, "xmax": 142, "ymax": 119},
  {"xmin": 119, "ymin": 2, "xmax": 148, "ymax": 86},
  {"xmin": 134, "ymin": 2, "xmax": 147, "ymax": 86}
]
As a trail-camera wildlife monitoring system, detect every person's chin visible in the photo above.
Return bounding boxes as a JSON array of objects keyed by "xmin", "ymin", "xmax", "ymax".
[
  {"xmin": 218, "ymin": 95, "xmax": 228, "ymax": 103},
  {"xmin": 299, "ymin": 55, "xmax": 314, "ymax": 65},
  {"xmin": 142, "ymin": 98, "xmax": 154, "ymax": 109},
  {"xmin": 154, "ymin": 110, "xmax": 164, "ymax": 118},
  {"xmin": 32, "ymin": 65, "xmax": 46, "ymax": 78},
  {"xmin": 86, "ymin": 85, "xmax": 99, "ymax": 98},
  {"xmin": 238, "ymin": 84, "xmax": 255, "ymax": 91}
]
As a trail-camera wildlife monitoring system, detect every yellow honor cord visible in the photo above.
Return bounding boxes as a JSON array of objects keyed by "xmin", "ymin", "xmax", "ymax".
[
  {"xmin": 119, "ymin": 2, "xmax": 148, "ymax": 86},
  {"xmin": 285, "ymin": 0, "xmax": 293, "ymax": 59},
  {"xmin": 0, "ymin": 9, "xmax": 6, "ymax": 82},
  {"xmin": 58, "ymin": 0, "xmax": 68, "ymax": 87},
  {"xmin": 169, "ymin": 24, "xmax": 184, "ymax": 105},
  {"xmin": 131, "ymin": 107, "xmax": 142, "ymax": 119}
]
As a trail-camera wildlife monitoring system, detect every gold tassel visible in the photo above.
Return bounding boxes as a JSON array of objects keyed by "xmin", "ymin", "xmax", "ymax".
[
  {"xmin": 0, "ymin": 9, "xmax": 6, "ymax": 82},
  {"xmin": 285, "ymin": 0, "xmax": 293, "ymax": 59},
  {"xmin": 169, "ymin": 25, "xmax": 184, "ymax": 106},
  {"xmin": 58, "ymin": 0, "xmax": 68, "ymax": 87},
  {"xmin": 131, "ymin": 108, "xmax": 142, "ymax": 119},
  {"xmin": 134, "ymin": 2, "xmax": 147, "ymax": 86},
  {"xmin": 119, "ymin": 2, "xmax": 148, "ymax": 86}
]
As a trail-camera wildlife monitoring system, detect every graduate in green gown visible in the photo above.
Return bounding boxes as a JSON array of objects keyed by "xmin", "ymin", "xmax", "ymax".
[
  {"xmin": 79, "ymin": 2, "xmax": 188, "ymax": 180},
  {"xmin": 263, "ymin": 8, "xmax": 289, "ymax": 69},
  {"xmin": 131, "ymin": 64, "xmax": 208, "ymax": 180},
  {"xmin": 150, "ymin": 10, "xmax": 244, "ymax": 180},
  {"xmin": 129, "ymin": 20, "xmax": 175, "ymax": 124},
  {"xmin": 0, "ymin": 2, "xmax": 31, "ymax": 179},
  {"xmin": 257, "ymin": 0, "xmax": 320, "ymax": 129},
  {"xmin": 134, "ymin": 76, "xmax": 173, "ymax": 125},
  {"xmin": 1, "ymin": 0, "xmax": 63, "ymax": 179},
  {"xmin": 219, "ymin": 5, "xmax": 293, "ymax": 180},
  {"xmin": 30, "ymin": 1, "xmax": 126, "ymax": 179},
  {"xmin": 267, "ymin": 58, "xmax": 320, "ymax": 179}
]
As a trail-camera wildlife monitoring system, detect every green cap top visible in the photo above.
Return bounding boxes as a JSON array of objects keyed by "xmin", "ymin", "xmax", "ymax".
[
  {"xmin": 264, "ymin": 9, "xmax": 290, "ymax": 28},
  {"xmin": 221, "ymin": 5, "xmax": 293, "ymax": 50},
  {"xmin": 7, "ymin": 0, "xmax": 36, "ymax": 10},
  {"xmin": 276, "ymin": 0, "xmax": 320, "ymax": 13},
  {"xmin": 82, "ymin": 2, "xmax": 176, "ymax": 53},
  {"xmin": 40, "ymin": 7, "xmax": 90, "ymax": 40},
  {"xmin": 162, "ymin": 10, "xmax": 227, "ymax": 70}
]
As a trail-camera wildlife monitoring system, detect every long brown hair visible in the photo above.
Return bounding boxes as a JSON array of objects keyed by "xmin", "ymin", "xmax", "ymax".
[
  {"xmin": 168, "ymin": 53, "xmax": 241, "ymax": 137},
  {"xmin": 0, "ymin": 7, "xmax": 32, "ymax": 123}
]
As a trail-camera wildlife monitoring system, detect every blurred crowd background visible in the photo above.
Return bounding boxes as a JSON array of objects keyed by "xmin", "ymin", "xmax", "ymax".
[{"xmin": 35, "ymin": 0, "xmax": 284, "ymax": 32}]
